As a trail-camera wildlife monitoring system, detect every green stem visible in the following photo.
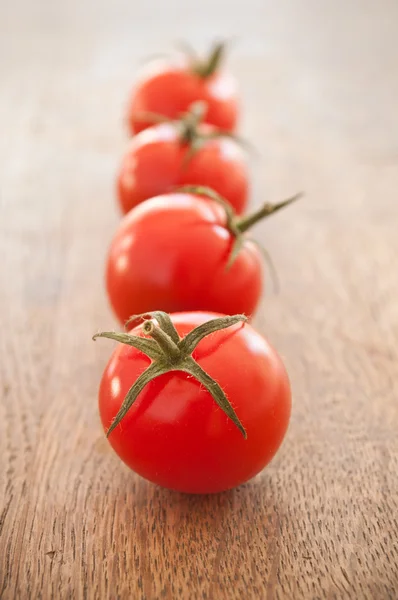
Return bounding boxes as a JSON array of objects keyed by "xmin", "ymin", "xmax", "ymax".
[
  {"xmin": 143, "ymin": 320, "xmax": 181, "ymax": 362},
  {"xmin": 236, "ymin": 193, "xmax": 302, "ymax": 234},
  {"xmin": 125, "ymin": 311, "xmax": 180, "ymax": 344}
]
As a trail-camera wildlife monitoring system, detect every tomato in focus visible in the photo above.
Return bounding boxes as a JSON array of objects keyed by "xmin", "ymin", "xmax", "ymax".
[
  {"xmin": 106, "ymin": 193, "xmax": 263, "ymax": 324},
  {"xmin": 98, "ymin": 312, "xmax": 291, "ymax": 494}
]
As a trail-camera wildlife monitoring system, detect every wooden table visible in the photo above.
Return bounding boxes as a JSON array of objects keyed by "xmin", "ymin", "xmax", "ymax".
[{"xmin": 1, "ymin": 1, "xmax": 398, "ymax": 598}]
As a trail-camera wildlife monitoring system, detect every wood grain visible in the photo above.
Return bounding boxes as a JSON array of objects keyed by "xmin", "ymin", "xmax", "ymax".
[{"xmin": 1, "ymin": 1, "xmax": 398, "ymax": 598}]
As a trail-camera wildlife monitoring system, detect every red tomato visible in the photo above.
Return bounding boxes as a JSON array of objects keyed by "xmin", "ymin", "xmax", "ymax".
[
  {"xmin": 127, "ymin": 54, "xmax": 238, "ymax": 135},
  {"xmin": 117, "ymin": 122, "xmax": 249, "ymax": 215},
  {"xmin": 106, "ymin": 192, "xmax": 263, "ymax": 323},
  {"xmin": 97, "ymin": 312, "xmax": 291, "ymax": 494}
]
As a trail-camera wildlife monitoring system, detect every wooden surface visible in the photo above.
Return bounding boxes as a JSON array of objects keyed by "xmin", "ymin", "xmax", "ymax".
[{"xmin": 1, "ymin": 1, "xmax": 398, "ymax": 598}]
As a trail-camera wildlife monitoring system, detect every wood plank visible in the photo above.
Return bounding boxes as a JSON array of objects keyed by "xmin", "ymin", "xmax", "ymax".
[{"xmin": 1, "ymin": 1, "xmax": 398, "ymax": 598}]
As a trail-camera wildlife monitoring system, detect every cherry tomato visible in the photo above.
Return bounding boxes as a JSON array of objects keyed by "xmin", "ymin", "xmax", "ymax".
[
  {"xmin": 127, "ymin": 48, "xmax": 238, "ymax": 135},
  {"xmin": 117, "ymin": 122, "xmax": 248, "ymax": 215},
  {"xmin": 97, "ymin": 312, "xmax": 291, "ymax": 494},
  {"xmin": 106, "ymin": 192, "xmax": 263, "ymax": 323}
]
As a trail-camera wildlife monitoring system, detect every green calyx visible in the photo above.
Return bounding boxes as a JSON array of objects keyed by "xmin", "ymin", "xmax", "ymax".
[
  {"xmin": 176, "ymin": 186, "xmax": 302, "ymax": 282},
  {"xmin": 134, "ymin": 101, "xmax": 250, "ymax": 167},
  {"xmin": 93, "ymin": 312, "xmax": 248, "ymax": 439},
  {"xmin": 177, "ymin": 102, "xmax": 251, "ymax": 166},
  {"xmin": 176, "ymin": 101, "xmax": 207, "ymax": 155}
]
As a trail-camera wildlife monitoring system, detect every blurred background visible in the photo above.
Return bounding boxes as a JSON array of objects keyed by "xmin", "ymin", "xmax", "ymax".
[{"xmin": 2, "ymin": 0, "xmax": 397, "ymax": 210}]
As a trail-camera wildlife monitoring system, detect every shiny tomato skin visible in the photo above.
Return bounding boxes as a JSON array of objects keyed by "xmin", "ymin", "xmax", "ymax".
[
  {"xmin": 106, "ymin": 194, "xmax": 262, "ymax": 324},
  {"xmin": 99, "ymin": 312, "xmax": 291, "ymax": 494},
  {"xmin": 127, "ymin": 59, "xmax": 238, "ymax": 135},
  {"xmin": 117, "ymin": 123, "xmax": 248, "ymax": 215}
]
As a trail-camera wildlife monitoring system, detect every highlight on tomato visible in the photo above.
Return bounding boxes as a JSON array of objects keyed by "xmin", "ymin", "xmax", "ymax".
[
  {"xmin": 127, "ymin": 41, "xmax": 239, "ymax": 135},
  {"xmin": 118, "ymin": 102, "xmax": 249, "ymax": 215},
  {"xmin": 106, "ymin": 186, "xmax": 301, "ymax": 324},
  {"xmin": 94, "ymin": 311, "xmax": 291, "ymax": 494}
]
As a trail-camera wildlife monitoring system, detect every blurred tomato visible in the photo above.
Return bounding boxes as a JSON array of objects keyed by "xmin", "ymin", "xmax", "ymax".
[{"xmin": 127, "ymin": 43, "xmax": 239, "ymax": 134}]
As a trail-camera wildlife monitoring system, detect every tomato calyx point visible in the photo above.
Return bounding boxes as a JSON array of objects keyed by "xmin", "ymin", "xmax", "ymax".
[
  {"xmin": 93, "ymin": 312, "xmax": 248, "ymax": 439},
  {"xmin": 141, "ymin": 40, "xmax": 227, "ymax": 79},
  {"xmin": 192, "ymin": 41, "xmax": 226, "ymax": 78}
]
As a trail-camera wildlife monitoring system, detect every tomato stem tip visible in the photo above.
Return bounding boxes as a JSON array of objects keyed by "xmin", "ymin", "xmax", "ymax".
[{"xmin": 192, "ymin": 40, "xmax": 226, "ymax": 78}]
